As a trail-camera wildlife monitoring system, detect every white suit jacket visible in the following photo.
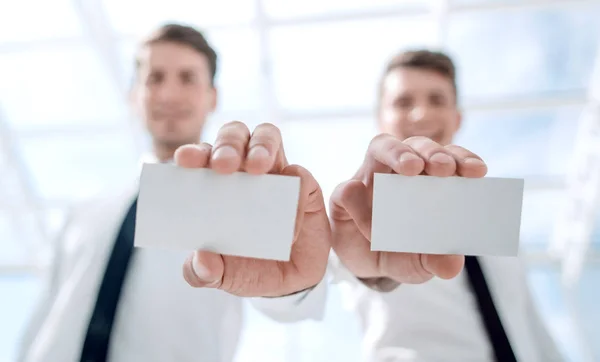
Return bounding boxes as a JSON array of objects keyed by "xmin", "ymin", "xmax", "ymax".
[
  {"xmin": 256, "ymin": 254, "xmax": 565, "ymax": 362},
  {"xmin": 16, "ymin": 180, "xmax": 243, "ymax": 362}
]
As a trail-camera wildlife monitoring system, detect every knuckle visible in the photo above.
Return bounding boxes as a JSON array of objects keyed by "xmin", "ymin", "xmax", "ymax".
[
  {"xmin": 367, "ymin": 134, "xmax": 401, "ymax": 156},
  {"xmin": 220, "ymin": 260, "xmax": 262, "ymax": 296},
  {"xmin": 404, "ymin": 136, "xmax": 436, "ymax": 149},
  {"xmin": 251, "ymin": 123, "xmax": 282, "ymax": 150},
  {"xmin": 368, "ymin": 133, "xmax": 392, "ymax": 148},
  {"xmin": 445, "ymin": 144, "xmax": 475, "ymax": 157},
  {"xmin": 251, "ymin": 134, "xmax": 279, "ymax": 150}
]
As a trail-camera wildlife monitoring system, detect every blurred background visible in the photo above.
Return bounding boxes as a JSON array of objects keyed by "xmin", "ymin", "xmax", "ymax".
[{"xmin": 1, "ymin": 0, "xmax": 600, "ymax": 361}]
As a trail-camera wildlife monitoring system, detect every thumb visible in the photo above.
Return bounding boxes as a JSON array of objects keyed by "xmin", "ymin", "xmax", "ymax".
[
  {"xmin": 331, "ymin": 179, "xmax": 372, "ymax": 240},
  {"xmin": 183, "ymin": 250, "xmax": 224, "ymax": 288}
]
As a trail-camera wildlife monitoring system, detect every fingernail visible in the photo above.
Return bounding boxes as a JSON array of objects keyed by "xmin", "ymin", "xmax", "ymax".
[
  {"xmin": 192, "ymin": 253, "xmax": 213, "ymax": 282},
  {"xmin": 463, "ymin": 157, "xmax": 486, "ymax": 167},
  {"xmin": 429, "ymin": 153, "xmax": 454, "ymax": 164},
  {"xmin": 212, "ymin": 146, "xmax": 237, "ymax": 160},
  {"xmin": 399, "ymin": 152, "xmax": 420, "ymax": 163},
  {"xmin": 247, "ymin": 145, "xmax": 269, "ymax": 159}
]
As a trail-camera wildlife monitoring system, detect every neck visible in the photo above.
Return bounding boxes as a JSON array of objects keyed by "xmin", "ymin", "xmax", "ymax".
[{"xmin": 152, "ymin": 143, "xmax": 177, "ymax": 162}]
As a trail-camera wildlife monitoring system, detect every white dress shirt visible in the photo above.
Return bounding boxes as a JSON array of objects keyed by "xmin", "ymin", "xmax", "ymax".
[
  {"xmin": 254, "ymin": 253, "xmax": 564, "ymax": 362},
  {"xmin": 17, "ymin": 158, "xmax": 245, "ymax": 362}
]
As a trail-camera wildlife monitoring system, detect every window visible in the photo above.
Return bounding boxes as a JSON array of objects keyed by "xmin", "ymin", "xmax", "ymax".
[
  {"xmin": 263, "ymin": 0, "xmax": 428, "ymax": 20},
  {"xmin": 0, "ymin": 212, "xmax": 31, "ymax": 265},
  {"xmin": 454, "ymin": 106, "xmax": 582, "ymax": 178},
  {"xmin": 0, "ymin": 0, "xmax": 83, "ymax": 43},
  {"xmin": 526, "ymin": 264, "xmax": 600, "ymax": 361},
  {"xmin": 103, "ymin": 0, "xmax": 255, "ymax": 36},
  {"xmin": 269, "ymin": 17, "xmax": 438, "ymax": 112},
  {"xmin": 0, "ymin": 274, "xmax": 42, "ymax": 362},
  {"xmin": 445, "ymin": 3, "xmax": 600, "ymax": 103},
  {"xmin": 17, "ymin": 131, "xmax": 139, "ymax": 201},
  {"xmin": 0, "ymin": 45, "xmax": 127, "ymax": 129},
  {"xmin": 280, "ymin": 117, "xmax": 377, "ymax": 201}
]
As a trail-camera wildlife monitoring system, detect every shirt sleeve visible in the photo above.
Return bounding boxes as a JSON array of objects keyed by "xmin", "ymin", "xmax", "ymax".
[
  {"xmin": 249, "ymin": 250, "xmax": 392, "ymax": 322},
  {"xmin": 249, "ymin": 267, "xmax": 330, "ymax": 323}
]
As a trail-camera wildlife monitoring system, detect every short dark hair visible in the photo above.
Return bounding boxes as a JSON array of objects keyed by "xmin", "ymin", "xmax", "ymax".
[
  {"xmin": 379, "ymin": 49, "xmax": 458, "ymax": 102},
  {"xmin": 135, "ymin": 23, "xmax": 218, "ymax": 85}
]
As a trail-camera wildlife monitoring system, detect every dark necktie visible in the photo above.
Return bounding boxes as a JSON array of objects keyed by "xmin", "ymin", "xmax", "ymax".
[
  {"xmin": 79, "ymin": 197, "xmax": 138, "ymax": 362},
  {"xmin": 464, "ymin": 256, "xmax": 517, "ymax": 362}
]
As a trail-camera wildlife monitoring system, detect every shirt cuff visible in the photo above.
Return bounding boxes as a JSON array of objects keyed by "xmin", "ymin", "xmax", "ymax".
[{"xmin": 249, "ymin": 276, "xmax": 328, "ymax": 323}]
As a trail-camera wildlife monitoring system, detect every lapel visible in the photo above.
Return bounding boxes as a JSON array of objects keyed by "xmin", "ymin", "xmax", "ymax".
[
  {"xmin": 61, "ymin": 181, "xmax": 139, "ymax": 280},
  {"xmin": 478, "ymin": 256, "xmax": 539, "ymax": 362}
]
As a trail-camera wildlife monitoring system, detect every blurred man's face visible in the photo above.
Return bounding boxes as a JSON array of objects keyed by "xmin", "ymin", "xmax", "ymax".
[
  {"xmin": 378, "ymin": 67, "xmax": 461, "ymax": 145},
  {"xmin": 133, "ymin": 41, "xmax": 216, "ymax": 151}
]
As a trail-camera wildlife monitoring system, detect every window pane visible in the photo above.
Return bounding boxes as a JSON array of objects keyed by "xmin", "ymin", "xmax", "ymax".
[
  {"xmin": 526, "ymin": 265, "xmax": 586, "ymax": 362},
  {"xmin": 269, "ymin": 17, "xmax": 438, "ymax": 112},
  {"xmin": 119, "ymin": 27, "xmax": 262, "ymax": 114},
  {"xmin": 44, "ymin": 207, "xmax": 68, "ymax": 238},
  {"xmin": 280, "ymin": 117, "xmax": 377, "ymax": 201},
  {"xmin": 454, "ymin": 106, "xmax": 581, "ymax": 178},
  {"xmin": 0, "ymin": 0, "xmax": 83, "ymax": 42},
  {"xmin": 0, "ymin": 212, "xmax": 30, "ymax": 264},
  {"xmin": 576, "ymin": 264, "xmax": 600, "ymax": 360},
  {"xmin": 104, "ymin": 0, "xmax": 255, "ymax": 36},
  {"xmin": 17, "ymin": 131, "xmax": 139, "ymax": 201},
  {"xmin": 450, "ymin": 0, "xmax": 520, "ymax": 5},
  {"xmin": 208, "ymin": 29, "xmax": 263, "ymax": 113},
  {"xmin": 263, "ymin": 0, "xmax": 428, "ymax": 19},
  {"xmin": 0, "ymin": 275, "xmax": 41, "ymax": 362},
  {"xmin": 445, "ymin": 4, "xmax": 600, "ymax": 103},
  {"xmin": 520, "ymin": 189, "xmax": 565, "ymax": 250},
  {"xmin": 0, "ymin": 45, "xmax": 128, "ymax": 128}
]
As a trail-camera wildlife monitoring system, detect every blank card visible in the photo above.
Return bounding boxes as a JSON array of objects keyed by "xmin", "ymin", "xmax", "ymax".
[
  {"xmin": 134, "ymin": 163, "xmax": 301, "ymax": 261},
  {"xmin": 371, "ymin": 174, "xmax": 524, "ymax": 256}
]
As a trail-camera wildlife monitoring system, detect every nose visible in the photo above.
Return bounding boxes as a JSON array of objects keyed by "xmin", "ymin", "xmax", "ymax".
[
  {"xmin": 409, "ymin": 105, "xmax": 429, "ymax": 123},
  {"xmin": 155, "ymin": 77, "xmax": 182, "ymax": 103}
]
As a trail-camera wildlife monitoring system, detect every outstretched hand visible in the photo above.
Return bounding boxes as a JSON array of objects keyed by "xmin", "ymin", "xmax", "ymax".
[
  {"xmin": 329, "ymin": 134, "xmax": 488, "ymax": 284},
  {"xmin": 177, "ymin": 121, "xmax": 331, "ymax": 297}
]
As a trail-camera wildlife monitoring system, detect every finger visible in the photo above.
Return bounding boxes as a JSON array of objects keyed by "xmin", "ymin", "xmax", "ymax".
[
  {"xmin": 183, "ymin": 250, "xmax": 224, "ymax": 288},
  {"xmin": 281, "ymin": 164, "xmax": 320, "ymax": 242},
  {"xmin": 403, "ymin": 136, "xmax": 457, "ymax": 176},
  {"xmin": 329, "ymin": 180, "xmax": 380, "ymax": 277},
  {"xmin": 330, "ymin": 180, "xmax": 372, "ymax": 240},
  {"xmin": 210, "ymin": 121, "xmax": 250, "ymax": 174},
  {"xmin": 378, "ymin": 253, "xmax": 465, "ymax": 284},
  {"xmin": 421, "ymin": 254, "xmax": 465, "ymax": 280},
  {"xmin": 357, "ymin": 133, "xmax": 425, "ymax": 181},
  {"xmin": 174, "ymin": 143, "xmax": 212, "ymax": 168},
  {"xmin": 444, "ymin": 144, "xmax": 488, "ymax": 178},
  {"xmin": 245, "ymin": 123, "xmax": 286, "ymax": 175}
]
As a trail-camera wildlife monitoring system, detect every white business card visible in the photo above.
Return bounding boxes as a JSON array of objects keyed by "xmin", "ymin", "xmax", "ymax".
[
  {"xmin": 371, "ymin": 174, "xmax": 524, "ymax": 256},
  {"xmin": 134, "ymin": 163, "xmax": 301, "ymax": 261}
]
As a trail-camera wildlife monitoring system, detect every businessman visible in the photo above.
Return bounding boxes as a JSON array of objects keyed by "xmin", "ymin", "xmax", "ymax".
[
  {"xmin": 16, "ymin": 23, "xmax": 325, "ymax": 362},
  {"xmin": 181, "ymin": 50, "xmax": 564, "ymax": 362}
]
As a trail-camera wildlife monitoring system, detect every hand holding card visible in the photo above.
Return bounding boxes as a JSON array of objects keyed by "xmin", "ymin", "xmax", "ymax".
[
  {"xmin": 329, "ymin": 134, "xmax": 493, "ymax": 285},
  {"xmin": 168, "ymin": 121, "xmax": 331, "ymax": 298}
]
